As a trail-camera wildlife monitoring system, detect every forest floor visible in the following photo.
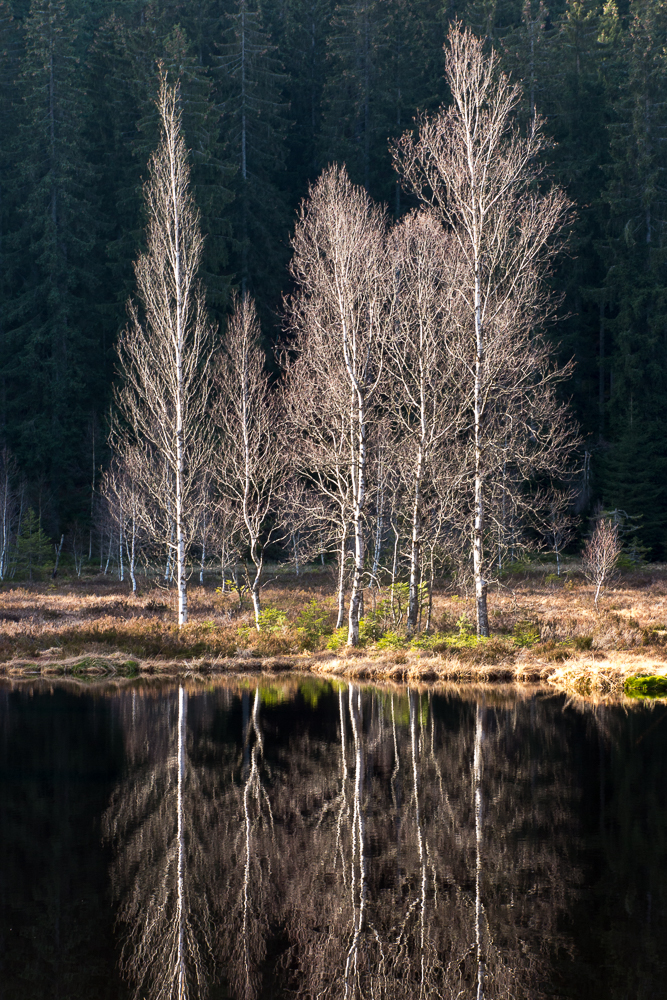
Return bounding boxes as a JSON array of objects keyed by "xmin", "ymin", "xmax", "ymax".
[{"xmin": 1, "ymin": 560, "xmax": 667, "ymax": 699}]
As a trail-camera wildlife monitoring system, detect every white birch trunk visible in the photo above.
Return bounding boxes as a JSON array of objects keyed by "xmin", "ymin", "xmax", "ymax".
[
  {"xmin": 118, "ymin": 495, "xmax": 124, "ymax": 583},
  {"xmin": 199, "ymin": 510, "xmax": 206, "ymax": 585},
  {"xmin": 473, "ymin": 266, "xmax": 489, "ymax": 636},
  {"xmin": 336, "ymin": 523, "xmax": 348, "ymax": 630},
  {"xmin": 407, "ymin": 441, "xmax": 424, "ymax": 637},
  {"xmin": 347, "ymin": 388, "xmax": 367, "ymax": 646},
  {"xmin": 170, "ymin": 135, "xmax": 188, "ymax": 626},
  {"xmin": 128, "ymin": 492, "xmax": 137, "ymax": 593}
]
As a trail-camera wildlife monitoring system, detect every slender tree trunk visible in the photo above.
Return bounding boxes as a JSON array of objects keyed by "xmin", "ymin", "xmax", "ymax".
[
  {"xmin": 128, "ymin": 496, "xmax": 137, "ymax": 593},
  {"xmin": 426, "ymin": 545, "xmax": 434, "ymax": 631},
  {"xmin": 407, "ymin": 438, "xmax": 424, "ymax": 637},
  {"xmin": 336, "ymin": 522, "xmax": 348, "ymax": 629},
  {"xmin": 348, "ymin": 391, "xmax": 367, "ymax": 646},
  {"xmin": 473, "ymin": 265, "xmax": 489, "ymax": 637},
  {"xmin": 292, "ymin": 531, "xmax": 300, "ymax": 576},
  {"xmin": 52, "ymin": 534, "xmax": 64, "ymax": 579},
  {"xmin": 105, "ymin": 529, "xmax": 112, "ymax": 574},
  {"xmin": 165, "ymin": 512, "xmax": 174, "ymax": 582},
  {"xmin": 119, "ymin": 496, "xmax": 124, "ymax": 582},
  {"xmin": 371, "ymin": 452, "xmax": 384, "ymax": 587},
  {"xmin": 172, "ymin": 172, "xmax": 187, "ymax": 625},
  {"xmin": 0, "ymin": 464, "xmax": 9, "ymax": 580},
  {"xmin": 249, "ymin": 540, "xmax": 263, "ymax": 630}
]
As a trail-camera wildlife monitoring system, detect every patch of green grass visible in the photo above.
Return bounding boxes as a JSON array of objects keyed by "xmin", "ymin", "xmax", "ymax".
[
  {"xmin": 573, "ymin": 635, "xmax": 594, "ymax": 651},
  {"xmin": 375, "ymin": 630, "xmax": 408, "ymax": 650},
  {"xmin": 296, "ymin": 600, "xmax": 333, "ymax": 649},
  {"xmin": 70, "ymin": 656, "xmax": 111, "ymax": 675},
  {"xmin": 326, "ymin": 627, "xmax": 349, "ymax": 651},
  {"xmin": 513, "ymin": 620, "xmax": 540, "ymax": 647},
  {"xmin": 624, "ymin": 675, "xmax": 667, "ymax": 699}
]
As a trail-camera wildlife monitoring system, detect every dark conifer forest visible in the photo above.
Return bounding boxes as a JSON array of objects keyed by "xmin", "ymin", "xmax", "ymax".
[{"xmin": 0, "ymin": 0, "xmax": 665, "ymax": 556}]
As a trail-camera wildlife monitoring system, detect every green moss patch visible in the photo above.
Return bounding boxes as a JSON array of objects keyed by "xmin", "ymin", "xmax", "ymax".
[{"xmin": 624, "ymin": 675, "xmax": 667, "ymax": 698}]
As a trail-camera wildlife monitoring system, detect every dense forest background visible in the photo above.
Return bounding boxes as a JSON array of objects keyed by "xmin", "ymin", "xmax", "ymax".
[{"xmin": 0, "ymin": 0, "xmax": 665, "ymax": 556}]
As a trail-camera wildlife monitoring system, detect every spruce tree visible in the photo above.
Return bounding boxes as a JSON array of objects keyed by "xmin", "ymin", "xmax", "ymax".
[
  {"xmin": 216, "ymin": 0, "xmax": 290, "ymax": 313},
  {"xmin": 3, "ymin": 0, "xmax": 101, "ymax": 523},
  {"xmin": 598, "ymin": 0, "xmax": 667, "ymax": 554}
]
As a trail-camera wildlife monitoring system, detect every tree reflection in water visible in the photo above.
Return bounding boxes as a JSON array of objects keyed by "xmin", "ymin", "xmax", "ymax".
[
  {"xmin": 103, "ymin": 685, "xmax": 216, "ymax": 1000},
  {"xmin": 104, "ymin": 681, "xmax": 579, "ymax": 1000}
]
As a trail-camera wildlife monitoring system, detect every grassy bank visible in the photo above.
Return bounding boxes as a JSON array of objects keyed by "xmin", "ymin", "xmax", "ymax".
[{"xmin": 1, "ymin": 559, "xmax": 667, "ymax": 698}]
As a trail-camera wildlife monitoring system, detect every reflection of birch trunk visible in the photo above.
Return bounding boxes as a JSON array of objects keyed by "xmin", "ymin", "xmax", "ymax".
[
  {"xmin": 409, "ymin": 690, "xmax": 427, "ymax": 993},
  {"xmin": 225, "ymin": 687, "xmax": 274, "ymax": 1000},
  {"xmin": 177, "ymin": 686, "xmax": 186, "ymax": 998},
  {"xmin": 104, "ymin": 685, "xmax": 214, "ymax": 1000},
  {"xmin": 345, "ymin": 685, "xmax": 367, "ymax": 998},
  {"xmin": 474, "ymin": 703, "xmax": 485, "ymax": 1000}
]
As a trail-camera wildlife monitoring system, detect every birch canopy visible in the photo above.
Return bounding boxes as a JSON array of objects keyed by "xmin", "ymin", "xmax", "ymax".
[{"xmin": 285, "ymin": 164, "xmax": 390, "ymax": 645}]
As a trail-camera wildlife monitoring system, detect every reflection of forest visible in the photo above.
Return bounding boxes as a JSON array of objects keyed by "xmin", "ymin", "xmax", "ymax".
[{"xmin": 104, "ymin": 681, "xmax": 586, "ymax": 1000}]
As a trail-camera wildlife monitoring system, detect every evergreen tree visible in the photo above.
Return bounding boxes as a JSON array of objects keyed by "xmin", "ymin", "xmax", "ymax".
[
  {"xmin": 598, "ymin": 0, "xmax": 667, "ymax": 554},
  {"xmin": 89, "ymin": 6, "xmax": 233, "ymax": 334},
  {"xmin": 3, "ymin": 0, "xmax": 101, "ymax": 524},
  {"xmin": 279, "ymin": 0, "xmax": 332, "ymax": 201},
  {"xmin": 320, "ymin": 0, "xmax": 387, "ymax": 193},
  {"xmin": 216, "ymin": 0, "xmax": 290, "ymax": 313},
  {"xmin": 16, "ymin": 506, "xmax": 51, "ymax": 578}
]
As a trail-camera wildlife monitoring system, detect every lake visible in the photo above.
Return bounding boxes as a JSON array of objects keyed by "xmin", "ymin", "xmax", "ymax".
[{"xmin": 0, "ymin": 677, "xmax": 666, "ymax": 999}]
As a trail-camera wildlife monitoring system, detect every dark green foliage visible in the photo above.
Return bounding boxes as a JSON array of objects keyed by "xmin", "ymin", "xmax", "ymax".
[{"xmin": 16, "ymin": 506, "xmax": 52, "ymax": 579}]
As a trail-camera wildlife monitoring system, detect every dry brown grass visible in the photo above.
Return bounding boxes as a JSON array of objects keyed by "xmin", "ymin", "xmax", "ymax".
[{"xmin": 1, "ymin": 564, "xmax": 667, "ymax": 699}]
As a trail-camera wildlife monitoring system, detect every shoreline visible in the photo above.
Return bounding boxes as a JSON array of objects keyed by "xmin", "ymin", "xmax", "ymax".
[{"xmin": 2, "ymin": 646, "xmax": 666, "ymax": 699}]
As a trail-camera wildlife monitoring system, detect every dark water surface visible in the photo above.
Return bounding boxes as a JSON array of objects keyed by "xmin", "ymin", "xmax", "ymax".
[{"xmin": 1, "ymin": 678, "xmax": 666, "ymax": 1000}]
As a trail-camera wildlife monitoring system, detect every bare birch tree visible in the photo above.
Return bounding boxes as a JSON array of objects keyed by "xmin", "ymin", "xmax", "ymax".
[
  {"xmin": 582, "ymin": 515, "xmax": 621, "ymax": 609},
  {"xmin": 284, "ymin": 165, "xmax": 390, "ymax": 645},
  {"xmin": 102, "ymin": 451, "xmax": 149, "ymax": 593},
  {"xmin": 114, "ymin": 71, "xmax": 215, "ymax": 624},
  {"xmin": 214, "ymin": 294, "xmax": 285, "ymax": 629},
  {"xmin": 394, "ymin": 23, "xmax": 575, "ymax": 636}
]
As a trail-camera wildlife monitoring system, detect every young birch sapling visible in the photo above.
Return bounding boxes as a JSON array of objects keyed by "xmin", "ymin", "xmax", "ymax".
[
  {"xmin": 582, "ymin": 517, "xmax": 621, "ymax": 609},
  {"xmin": 214, "ymin": 294, "xmax": 285, "ymax": 630}
]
